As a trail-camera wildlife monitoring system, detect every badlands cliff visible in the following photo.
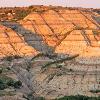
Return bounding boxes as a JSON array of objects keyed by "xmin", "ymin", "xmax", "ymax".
[
  {"xmin": 0, "ymin": 7, "xmax": 100, "ymax": 99},
  {"xmin": 0, "ymin": 8, "xmax": 100, "ymax": 57},
  {"xmin": 0, "ymin": 24, "xmax": 38, "ymax": 57},
  {"xmin": 20, "ymin": 9, "xmax": 100, "ymax": 57}
]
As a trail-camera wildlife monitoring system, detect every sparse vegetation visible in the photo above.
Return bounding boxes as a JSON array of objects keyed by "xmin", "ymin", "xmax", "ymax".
[
  {"xmin": 93, "ymin": 30, "xmax": 100, "ymax": 35},
  {"xmin": 55, "ymin": 95, "xmax": 100, "ymax": 100},
  {"xmin": 3, "ymin": 55, "xmax": 22, "ymax": 61},
  {"xmin": 7, "ymin": 79, "xmax": 15, "ymax": 87},
  {"xmin": 42, "ymin": 54, "xmax": 79, "ymax": 69},
  {"xmin": 0, "ymin": 6, "xmax": 98, "ymax": 21},
  {"xmin": 0, "ymin": 68, "xmax": 3, "ymax": 74},
  {"xmin": 23, "ymin": 93, "xmax": 45, "ymax": 100},
  {"xmin": 23, "ymin": 93, "xmax": 35, "ymax": 100},
  {"xmin": 31, "ymin": 53, "xmax": 57, "ymax": 61},
  {"xmin": 13, "ymin": 80, "xmax": 22, "ymax": 89},
  {"xmin": 90, "ymin": 89, "xmax": 100, "ymax": 93},
  {"xmin": 0, "ymin": 5, "xmax": 99, "ymax": 100},
  {"xmin": 0, "ymin": 75, "xmax": 22, "ymax": 90},
  {"xmin": 0, "ymin": 81, "xmax": 7, "ymax": 90},
  {"xmin": 15, "ymin": 10, "xmax": 30, "ymax": 20},
  {"xmin": 0, "ymin": 67, "xmax": 11, "ymax": 74},
  {"xmin": 0, "ymin": 91, "xmax": 15, "ymax": 96}
]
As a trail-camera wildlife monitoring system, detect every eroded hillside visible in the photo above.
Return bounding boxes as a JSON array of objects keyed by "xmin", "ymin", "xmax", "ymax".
[
  {"xmin": 0, "ymin": 6, "xmax": 100, "ymax": 99},
  {"xmin": 0, "ymin": 25, "xmax": 38, "ymax": 57},
  {"xmin": 19, "ymin": 8, "xmax": 100, "ymax": 57},
  {"xmin": 1, "ymin": 8, "xmax": 100, "ymax": 57}
]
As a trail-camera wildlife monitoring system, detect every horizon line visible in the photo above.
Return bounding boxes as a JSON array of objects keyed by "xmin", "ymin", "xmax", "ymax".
[{"xmin": 0, "ymin": 5, "xmax": 99, "ymax": 9}]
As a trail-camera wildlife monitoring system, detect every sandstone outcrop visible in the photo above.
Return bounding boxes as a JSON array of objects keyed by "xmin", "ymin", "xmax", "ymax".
[
  {"xmin": 0, "ymin": 7, "xmax": 100, "ymax": 99},
  {"xmin": 0, "ymin": 25, "xmax": 38, "ymax": 57},
  {"xmin": 19, "ymin": 9, "xmax": 100, "ymax": 57}
]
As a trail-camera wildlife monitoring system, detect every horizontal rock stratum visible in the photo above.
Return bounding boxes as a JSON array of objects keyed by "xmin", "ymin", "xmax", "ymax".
[
  {"xmin": 0, "ymin": 25, "xmax": 38, "ymax": 57},
  {"xmin": 0, "ymin": 7, "xmax": 100, "ymax": 99},
  {"xmin": 0, "ymin": 8, "xmax": 100, "ymax": 57},
  {"xmin": 20, "ymin": 9, "xmax": 100, "ymax": 57}
]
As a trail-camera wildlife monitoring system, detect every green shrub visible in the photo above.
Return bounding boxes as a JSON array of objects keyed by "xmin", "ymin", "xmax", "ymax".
[
  {"xmin": 0, "ymin": 84, "xmax": 7, "ymax": 90},
  {"xmin": 0, "ymin": 68, "xmax": 3, "ymax": 74},
  {"xmin": 0, "ymin": 76, "xmax": 14, "ymax": 84},
  {"xmin": 0, "ymin": 76, "xmax": 21, "ymax": 90},
  {"xmin": 23, "ymin": 93, "xmax": 34, "ymax": 100},
  {"xmin": 0, "ymin": 80, "xmax": 7, "ymax": 90},
  {"xmin": 7, "ymin": 79, "xmax": 15, "ymax": 87},
  {"xmin": 90, "ymin": 89, "xmax": 100, "ymax": 93},
  {"xmin": 5, "ymin": 56, "xmax": 13, "ymax": 61},
  {"xmin": 42, "ymin": 54, "xmax": 79, "ymax": 69},
  {"xmin": 56, "ymin": 95, "xmax": 100, "ymax": 100},
  {"xmin": 0, "ymin": 91, "xmax": 15, "ymax": 96},
  {"xmin": 23, "ymin": 93, "xmax": 45, "ymax": 100},
  {"xmin": 16, "ymin": 10, "xmax": 30, "ymax": 20},
  {"xmin": 37, "ymin": 97, "xmax": 45, "ymax": 100},
  {"xmin": 14, "ymin": 80, "xmax": 22, "ymax": 89},
  {"xmin": 3, "ymin": 55, "xmax": 22, "ymax": 61},
  {"xmin": 13, "ymin": 55, "xmax": 22, "ymax": 59},
  {"xmin": 6, "ymin": 67, "xmax": 11, "ymax": 70}
]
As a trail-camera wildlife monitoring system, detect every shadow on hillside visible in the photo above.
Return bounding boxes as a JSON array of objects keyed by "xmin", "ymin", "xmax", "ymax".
[
  {"xmin": 92, "ymin": 16, "xmax": 100, "ymax": 25},
  {"xmin": 1, "ymin": 21, "xmax": 55, "ymax": 55}
]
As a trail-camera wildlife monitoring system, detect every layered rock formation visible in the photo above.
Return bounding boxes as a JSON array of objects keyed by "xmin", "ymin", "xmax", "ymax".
[
  {"xmin": 0, "ymin": 8, "xmax": 100, "ymax": 57},
  {"xmin": 19, "ymin": 9, "xmax": 100, "ymax": 57},
  {"xmin": 17, "ymin": 8, "xmax": 100, "ymax": 98},
  {"xmin": 0, "ymin": 24, "xmax": 38, "ymax": 57},
  {"xmin": 0, "ymin": 7, "xmax": 100, "ymax": 99}
]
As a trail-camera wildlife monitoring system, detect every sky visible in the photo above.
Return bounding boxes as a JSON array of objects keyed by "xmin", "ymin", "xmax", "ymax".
[{"xmin": 0, "ymin": 0, "xmax": 100, "ymax": 8}]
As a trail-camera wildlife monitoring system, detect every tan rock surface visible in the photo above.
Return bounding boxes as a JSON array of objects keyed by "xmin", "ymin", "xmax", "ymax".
[
  {"xmin": 0, "ymin": 7, "xmax": 100, "ymax": 99},
  {"xmin": 20, "ymin": 9, "xmax": 100, "ymax": 57},
  {"xmin": 0, "ymin": 8, "xmax": 100, "ymax": 57},
  {"xmin": 0, "ymin": 25, "xmax": 38, "ymax": 57}
]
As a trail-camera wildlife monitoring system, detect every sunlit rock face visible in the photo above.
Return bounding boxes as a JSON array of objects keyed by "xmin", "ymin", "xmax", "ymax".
[
  {"xmin": 20, "ymin": 9, "xmax": 100, "ymax": 57},
  {"xmin": 0, "ymin": 8, "xmax": 100, "ymax": 57},
  {"xmin": 21, "ymin": 10, "xmax": 75, "ymax": 47},
  {"xmin": 0, "ymin": 25, "xmax": 38, "ymax": 57},
  {"xmin": 0, "ymin": 8, "xmax": 99, "ymax": 98}
]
